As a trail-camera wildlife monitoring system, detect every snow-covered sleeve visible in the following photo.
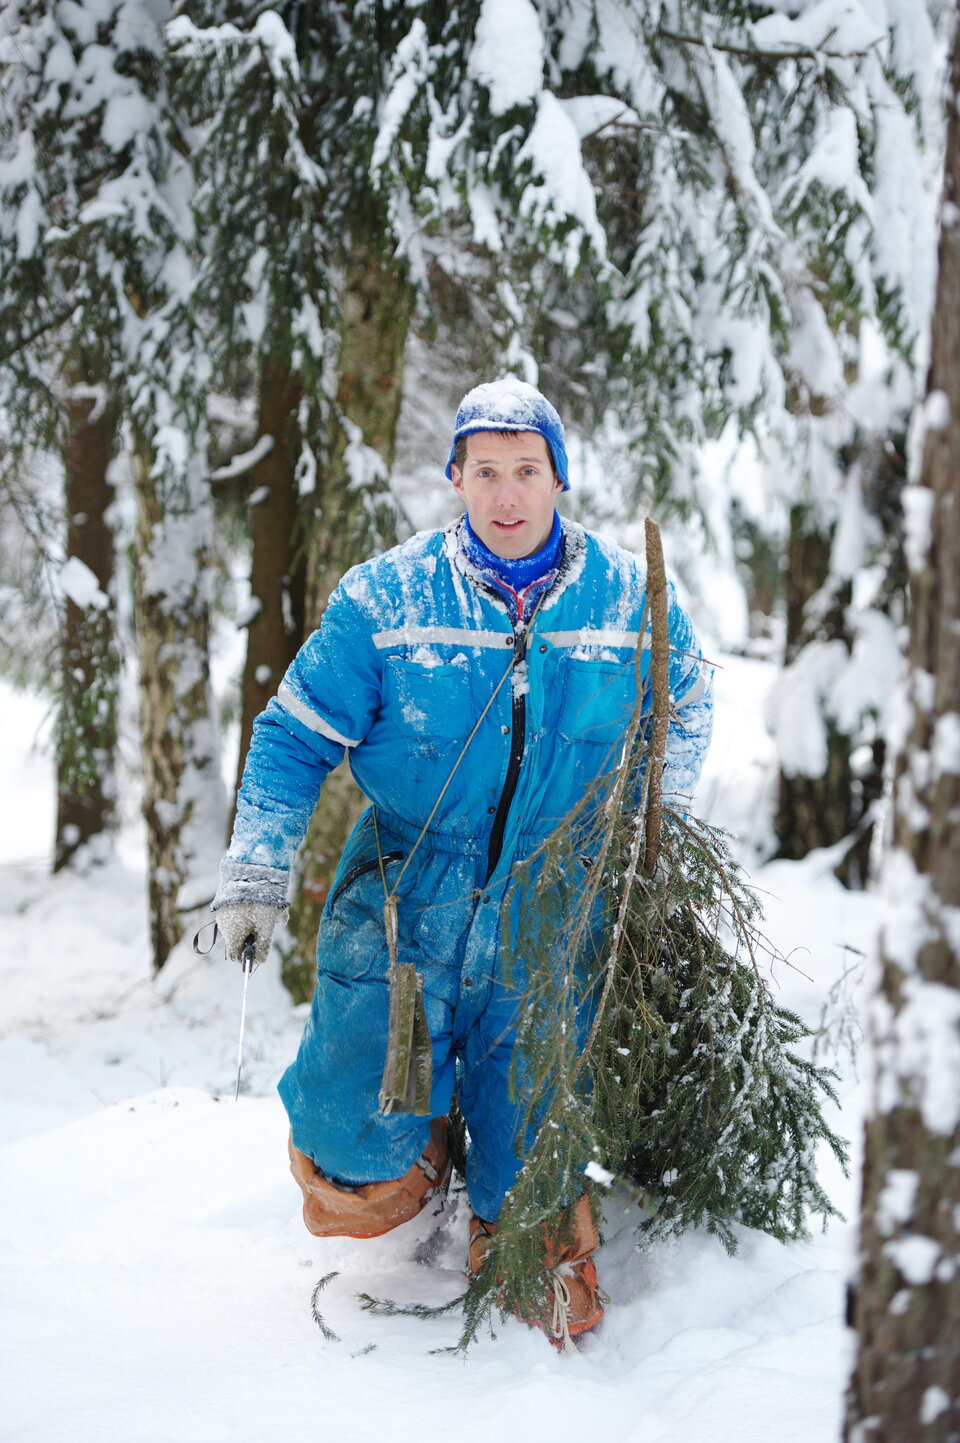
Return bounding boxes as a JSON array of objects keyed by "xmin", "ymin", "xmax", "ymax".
[
  {"xmin": 217, "ymin": 585, "xmax": 383, "ymax": 896},
  {"xmin": 662, "ymin": 582, "xmax": 713, "ymax": 810}
]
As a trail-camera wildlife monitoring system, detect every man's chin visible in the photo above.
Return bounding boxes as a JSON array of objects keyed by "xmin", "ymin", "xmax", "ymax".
[{"xmin": 485, "ymin": 522, "xmax": 529, "ymax": 558}]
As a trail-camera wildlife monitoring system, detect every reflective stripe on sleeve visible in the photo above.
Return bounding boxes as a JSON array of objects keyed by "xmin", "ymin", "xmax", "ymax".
[
  {"xmin": 675, "ymin": 667, "xmax": 710, "ymax": 708},
  {"xmin": 277, "ymin": 682, "xmax": 362, "ymax": 747}
]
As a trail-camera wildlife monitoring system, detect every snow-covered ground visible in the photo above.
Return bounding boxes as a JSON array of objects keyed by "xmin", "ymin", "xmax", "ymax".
[{"xmin": 0, "ymin": 658, "xmax": 877, "ymax": 1443}]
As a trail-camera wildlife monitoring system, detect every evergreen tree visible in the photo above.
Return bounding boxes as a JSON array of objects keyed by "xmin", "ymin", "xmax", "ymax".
[
  {"xmin": 377, "ymin": 1, "xmax": 939, "ymax": 881},
  {"xmin": 169, "ymin": 3, "xmax": 416, "ymax": 992},
  {"xmin": 372, "ymin": 1, "xmax": 930, "ymax": 495},
  {"xmin": 0, "ymin": 0, "xmax": 126, "ymax": 868},
  {"xmin": 170, "ymin": 4, "xmax": 327, "ymax": 800},
  {"xmin": 0, "ymin": 0, "xmax": 225, "ymax": 961}
]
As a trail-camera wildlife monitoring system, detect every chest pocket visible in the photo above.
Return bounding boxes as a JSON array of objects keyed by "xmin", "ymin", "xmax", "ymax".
[
  {"xmin": 382, "ymin": 655, "xmax": 472, "ymax": 741},
  {"xmin": 558, "ymin": 657, "xmax": 640, "ymax": 747}
]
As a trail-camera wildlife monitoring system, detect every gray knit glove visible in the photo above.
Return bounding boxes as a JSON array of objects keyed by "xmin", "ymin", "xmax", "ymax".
[
  {"xmin": 214, "ymin": 900, "xmax": 283, "ymax": 965},
  {"xmin": 211, "ymin": 858, "xmax": 289, "ymax": 965}
]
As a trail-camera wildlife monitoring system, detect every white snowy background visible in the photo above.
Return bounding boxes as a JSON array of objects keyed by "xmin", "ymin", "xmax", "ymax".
[{"xmin": 0, "ymin": 621, "xmax": 879, "ymax": 1443}]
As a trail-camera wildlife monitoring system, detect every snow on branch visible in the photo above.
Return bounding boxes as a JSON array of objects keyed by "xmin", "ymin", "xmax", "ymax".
[
  {"xmin": 658, "ymin": 22, "xmax": 883, "ymax": 66},
  {"xmin": 207, "ymin": 435, "xmax": 275, "ymax": 483}
]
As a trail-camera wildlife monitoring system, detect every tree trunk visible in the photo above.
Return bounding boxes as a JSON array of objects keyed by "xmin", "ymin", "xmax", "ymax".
[
  {"xmin": 280, "ymin": 243, "xmax": 414, "ymax": 1002},
  {"xmin": 234, "ymin": 359, "xmax": 307, "ymax": 801},
  {"xmin": 132, "ymin": 435, "xmax": 226, "ymax": 972},
  {"xmin": 845, "ymin": 15, "xmax": 960, "ymax": 1438},
  {"xmin": 55, "ymin": 364, "xmax": 120, "ymax": 871},
  {"xmin": 775, "ymin": 502, "xmax": 857, "ymax": 867}
]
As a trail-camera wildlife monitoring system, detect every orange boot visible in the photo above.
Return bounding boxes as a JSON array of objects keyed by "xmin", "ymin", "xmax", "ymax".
[
  {"xmin": 289, "ymin": 1117, "xmax": 450, "ymax": 1239},
  {"xmin": 468, "ymin": 1193, "xmax": 604, "ymax": 1349}
]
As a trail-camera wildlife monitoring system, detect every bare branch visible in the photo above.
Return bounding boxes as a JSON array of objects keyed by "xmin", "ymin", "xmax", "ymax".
[{"xmin": 0, "ymin": 307, "xmax": 77, "ymax": 368}]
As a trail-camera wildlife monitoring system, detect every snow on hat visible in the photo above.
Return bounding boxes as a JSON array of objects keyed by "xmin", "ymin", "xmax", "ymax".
[{"xmin": 444, "ymin": 378, "xmax": 570, "ymax": 491}]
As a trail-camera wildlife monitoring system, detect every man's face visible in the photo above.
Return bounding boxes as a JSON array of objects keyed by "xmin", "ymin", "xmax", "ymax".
[{"xmin": 450, "ymin": 431, "xmax": 563, "ymax": 560}]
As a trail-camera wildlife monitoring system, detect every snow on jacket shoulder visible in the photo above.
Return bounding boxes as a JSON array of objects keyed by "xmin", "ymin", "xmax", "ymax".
[{"xmin": 225, "ymin": 520, "xmax": 713, "ymax": 881}]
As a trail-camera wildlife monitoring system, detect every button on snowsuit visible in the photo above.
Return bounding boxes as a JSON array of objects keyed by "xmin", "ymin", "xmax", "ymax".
[{"xmin": 226, "ymin": 519, "xmax": 713, "ymax": 1223}]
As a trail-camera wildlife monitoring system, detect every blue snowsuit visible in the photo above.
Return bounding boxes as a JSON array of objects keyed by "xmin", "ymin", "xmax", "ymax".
[{"xmin": 223, "ymin": 518, "xmax": 713, "ymax": 1222}]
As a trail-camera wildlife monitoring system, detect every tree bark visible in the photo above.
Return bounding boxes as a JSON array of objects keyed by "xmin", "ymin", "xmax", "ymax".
[
  {"xmin": 775, "ymin": 502, "xmax": 859, "ymax": 870},
  {"xmin": 845, "ymin": 14, "xmax": 960, "ymax": 1438},
  {"xmin": 234, "ymin": 360, "xmax": 307, "ymax": 801},
  {"xmin": 55, "ymin": 361, "xmax": 120, "ymax": 870},
  {"xmin": 643, "ymin": 516, "xmax": 669, "ymax": 875},
  {"xmin": 132, "ymin": 435, "xmax": 225, "ymax": 972},
  {"xmin": 280, "ymin": 242, "xmax": 414, "ymax": 1002}
]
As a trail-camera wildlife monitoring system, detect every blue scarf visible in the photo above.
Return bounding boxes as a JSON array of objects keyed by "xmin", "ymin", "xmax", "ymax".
[{"xmin": 462, "ymin": 510, "xmax": 563, "ymax": 587}]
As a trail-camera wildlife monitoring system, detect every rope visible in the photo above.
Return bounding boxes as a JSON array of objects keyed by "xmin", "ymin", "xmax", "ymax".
[{"xmin": 549, "ymin": 1269, "xmax": 576, "ymax": 1353}]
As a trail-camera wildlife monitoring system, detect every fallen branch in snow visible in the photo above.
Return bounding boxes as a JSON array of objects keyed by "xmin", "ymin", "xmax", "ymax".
[{"xmin": 310, "ymin": 1271, "xmax": 341, "ymax": 1342}]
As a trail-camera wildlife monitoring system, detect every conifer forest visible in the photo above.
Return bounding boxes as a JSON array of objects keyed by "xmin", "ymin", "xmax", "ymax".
[{"xmin": 1, "ymin": 2, "xmax": 958, "ymax": 1437}]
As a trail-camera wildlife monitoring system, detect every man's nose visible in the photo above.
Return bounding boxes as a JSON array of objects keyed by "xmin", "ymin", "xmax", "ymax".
[{"xmin": 494, "ymin": 476, "xmax": 521, "ymax": 506}]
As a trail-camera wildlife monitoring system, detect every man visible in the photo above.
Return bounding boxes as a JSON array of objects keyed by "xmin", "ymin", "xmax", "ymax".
[{"xmin": 212, "ymin": 379, "xmax": 713, "ymax": 1344}]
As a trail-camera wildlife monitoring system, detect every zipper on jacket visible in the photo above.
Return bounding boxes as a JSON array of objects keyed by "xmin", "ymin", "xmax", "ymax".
[
  {"xmin": 485, "ymin": 623, "xmax": 530, "ymax": 884},
  {"xmin": 329, "ymin": 850, "xmax": 403, "ymax": 909}
]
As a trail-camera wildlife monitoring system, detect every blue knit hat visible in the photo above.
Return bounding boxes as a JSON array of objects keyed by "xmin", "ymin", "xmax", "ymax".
[{"xmin": 444, "ymin": 378, "xmax": 570, "ymax": 491}]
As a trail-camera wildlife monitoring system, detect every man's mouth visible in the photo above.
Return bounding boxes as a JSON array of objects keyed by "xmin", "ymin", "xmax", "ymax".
[{"xmin": 493, "ymin": 518, "xmax": 523, "ymax": 528}]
